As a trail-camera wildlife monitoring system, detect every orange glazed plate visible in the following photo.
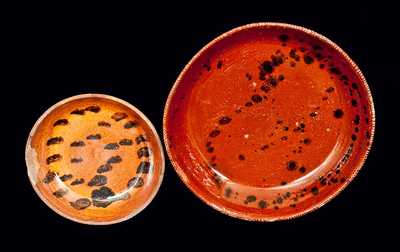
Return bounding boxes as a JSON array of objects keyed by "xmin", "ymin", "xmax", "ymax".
[
  {"xmin": 164, "ymin": 23, "xmax": 375, "ymax": 221},
  {"xmin": 26, "ymin": 94, "xmax": 164, "ymax": 224}
]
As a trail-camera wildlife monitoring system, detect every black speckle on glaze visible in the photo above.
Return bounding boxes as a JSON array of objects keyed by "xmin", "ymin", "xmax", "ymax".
[
  {"xmin": 333, "ymin": 109, "xmax": 344, "ymax": 119},
  {"xmin": 209, "ymin": 129, "xmax": 221, "ymax": 138},
  {"xmin": 326, "ymin": 86, "xmax": 335, "ymax": 93},
  {"xmin": 219, "ymin": 116, "xmax": 232, "ymax": 125},
  {"xmin": 245, "ymin": 101, "xmax": 253, "ymax": 107},
  {"xmin": 251, "ymin": 94, "xmax": 263, "ymax": 103},
  {"xmin": 258, "ymin": 200, "xmax": 268, "ymax": 209},
  {"xmin": 244, "ymin": 195, "xmax": 257, "ymax": 204},
  {"xmin": 238, "ymin": 154, "xmax": 245, "ymax": 161},
  {"xmin": 259, "ymin": 60, "xmax": 274, "ymax": 80},
  {"xmin": 287, "ymin": 160, "xmax": 297, "ymax": 171},
  {"xmin": 278, "ymin": 34, "xmax": 289, "ymax": 42},
  {"xmin": 303, "ymin": 55, "xmax": 314, "ymax": 64},
  {"xmin": 217, "ymin": 60, "xmax": 223, "ymax": 69},
  {"xmin": 224, "ymin": 187, "xmax": 233, "ymax": 198},
  {"xmin": 311, "ymin": 187, "xmax": 319, "ymax": 195}
]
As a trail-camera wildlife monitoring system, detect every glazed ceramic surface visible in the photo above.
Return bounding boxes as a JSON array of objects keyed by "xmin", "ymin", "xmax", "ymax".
[
  {"xmin": 26, "ymin": 94, "xmax": 164, "ymax": 224},
  {"xmin": 164, "ymin": 23, "xmax": 375, "ymax": 221}
]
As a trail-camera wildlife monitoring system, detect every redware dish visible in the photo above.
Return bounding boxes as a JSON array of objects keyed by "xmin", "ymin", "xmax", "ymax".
[
  {"xmin": 163, "ymin": 23, "xmax": 375, "ymax": 221},
  {"xmin": 26, "ymin": 94, "xmax": 164, "ymax": 224}
]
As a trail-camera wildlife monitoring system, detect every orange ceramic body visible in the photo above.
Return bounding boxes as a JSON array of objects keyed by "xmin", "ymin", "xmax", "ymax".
[
  {"xmin": 26, "ymin": 94, "xmax": 164, "ymax": 224},
  {"xmin": 164, "ymin": 23, "xmax": 375, "ymax": 221}
]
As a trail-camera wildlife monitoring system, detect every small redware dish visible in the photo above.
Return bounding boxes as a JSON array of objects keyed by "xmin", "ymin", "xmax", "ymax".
[
  {"xmin": 26, "ymin": 94, "xmax": 164, "ymax": 224},
  {"xmin": 163, "ymin": 23, "xmax": 375, "ymax": 221}
]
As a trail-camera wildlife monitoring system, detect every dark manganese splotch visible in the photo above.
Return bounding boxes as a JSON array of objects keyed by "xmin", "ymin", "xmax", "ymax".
[
  {"xmin": 70, "ymin": 157, "xmax": 83, "ymax": 163},
  {"xmin": 104, "ymin": 143, "xmax": 119, "ymax": 150},
  {"xmin": 97, "ymin": 163, "xmax": 112, "ymax": 174},
  {"xmin": 86, "ymin": 134, "xmax": 101, "ymax": 140},
  {"xmin": 88, "ymin": 175, "xmax": 108, "ymax": 186},
  {"xmin": 85, "ymin": 105, "xmax": 101, "ymax": 113},
  {"xmin": 136, "ymin": 161, "xmax": 151, "ymax": 174},
  {"xmin": 127, "ymin": 177, "xmax": 145, "ymax": 188},
  {"xmin": 124, "ymin": 120, "xmax": 137, "ymax": 129},
  {"xmin": 70, "ymin": 178, "xmax": 85, "ymax": 186},
  {"xmin": 119, "ymin": 139, "xmax": 133, "ymax": 145},
  {"xmin": 91, "ymin": 186, "xmax": 115, "ymax": 208},
  {"xmin": 135, "ymin": 135, "xmax": 146, "ymax": 144},
  {"xmin": 71, "ymin": 109, "xmax": 85, "ymax": 115},
  {"xmin": 46, "ymin": 154, "xmax": 62, "ymax": 164},
  {"xmin": 53, "ymin": 188, "xmax": 68, "ymax": 198},
  {"xmin": 47, "ymin": 136, "xmax": 64, "ymax": 146},
  {"xmin": 60, "ymin": 174, "xmax": 73, "ymax": 181},
  {"xmin": 137, "ymin": 147, "xmax": 150, "ymax": 158},
  {"xmin": 112, "ymin": 112, "xmax": 128, "ymax": 121},
  {"xmin": 107, "ymin": 155, "xmax": 122, "ymax": 164},
  {"xmin": 53, "ymin": 119, "xmax": 68, "ymax": 126},
  {"xmin": 98, "ymin": 121, "xmax": 111, "ymax": 127},
  {"xmin": 70, "ymin": 140, "xmax": 85, "ymax": 147},
  {"xmin": 70, "ymin": 198, "xmax": 91, "ymax": 210},
  {"xmin": 43, "ymin": 170, "xmax": 56, "ymax": 184}
]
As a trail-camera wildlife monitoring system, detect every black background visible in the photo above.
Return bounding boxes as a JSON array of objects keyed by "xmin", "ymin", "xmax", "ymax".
[{"xmin": 7, "ymin": 2, "xmax": 397, "ymax": 248}]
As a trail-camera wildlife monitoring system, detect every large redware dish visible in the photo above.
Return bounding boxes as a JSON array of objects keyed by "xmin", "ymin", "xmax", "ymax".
[{"xmin": 163, "ymin": 23, "xmax": 375, "ymax": 221}]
